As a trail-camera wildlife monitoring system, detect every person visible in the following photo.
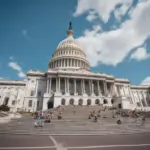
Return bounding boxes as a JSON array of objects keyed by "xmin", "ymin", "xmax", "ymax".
[
  {"xmin": 140, "ymin": 115, "xmax": 146, "ymax": 126},
  {"xmin": 94, "ymin": 115, "xmax": 97, "ymax": 122},
  {"xmin": 112, "ymin": 110, "xmax": 115, "ymax": 118},
  {"xmin": 97, "ymin": 112, "xmax": 101, "ymax": 118},
  {"xmin": 73, "ymin": 108, "xmax": 76, "ymax": 114}
]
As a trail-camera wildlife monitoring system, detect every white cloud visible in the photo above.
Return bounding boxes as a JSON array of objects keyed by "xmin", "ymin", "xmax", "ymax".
[
  {"xmin": 8, "ymin": 62, "xmax": 22, "ymax": 71},
  {"xmin": 86, "ymin": 11, "xmax": 97, "ymax": 22},
  {"xmin": 130, "ymin": 47, "xmax": 150, "ymax": 61},
  {"xmin": 18, "ymin": 72, "xmax": 26, "ymax": 78},
  {"xmin": 76, "ymin": 0, "xmax": 150, "ymax": 66},
  {"xmin": 73, "ymin": 0, "xmax": 133, "ymax": 22},
  {"xmin": 114, "ymin": 0, "xmax": 133, "ymax": 21},
  {"xmin": 141, "ymin": 77, "xmax": 150, "ymax": 85},
  {"xmin": 8, "ymin": 62, "xmax": 26, "ymax": 78}
]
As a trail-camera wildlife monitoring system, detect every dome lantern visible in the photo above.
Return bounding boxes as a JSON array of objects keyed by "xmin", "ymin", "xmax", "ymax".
[{"xmin": 48, "ymin": 22, "xmax": 90, "ymax": 71}]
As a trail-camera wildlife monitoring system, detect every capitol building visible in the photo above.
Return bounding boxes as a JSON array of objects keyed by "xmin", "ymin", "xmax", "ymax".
[{"xmin": 0, "ymin": 23, "xmax": 150, "ymax": 112}]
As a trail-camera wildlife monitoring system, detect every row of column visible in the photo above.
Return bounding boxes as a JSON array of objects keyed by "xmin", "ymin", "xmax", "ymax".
[
  {"xmin": 49, "ymin": 59, "xmax": 89, "ymax": 69},
  {"xmin": 132, "ymin": 91, "xmax": 149, "ymax": 107},
  {"xmin": 46, "ymin": 78, "xmax": 114, "ymax": 97}
]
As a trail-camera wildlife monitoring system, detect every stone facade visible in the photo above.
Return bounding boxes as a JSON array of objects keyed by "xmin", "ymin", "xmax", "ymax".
[{"xmin": 0, "ymin": 24, "xmax": 150, "ymax": 112}]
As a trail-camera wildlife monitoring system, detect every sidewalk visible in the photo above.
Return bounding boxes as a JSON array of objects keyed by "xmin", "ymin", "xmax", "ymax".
[{"xmin": 0, "ymin": 112, "xmax": 21, "ymax": 124}]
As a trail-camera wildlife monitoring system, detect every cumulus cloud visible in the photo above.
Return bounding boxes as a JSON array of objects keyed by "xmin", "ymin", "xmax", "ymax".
[
  {"xmin": 73, "ymin": 0, "xmax": 133, "ymax": 22},
  {"xmin": 141, "ymin": 77, "xmax": 150, "ymax": 85},
  {"xmin": 8, "ymin": 62, "xmax": 26, "ymax": 78},
  {"xmin": 86, "ymin": 11, "xmax": 97, "ymax": 22},
  {"xmin": 130, "ymin": 47, "xmax": 150, "ymax": 61},
  {"xmin": 75, "ymin": 0, "xmax": 150, "ymax": 66},
  {"xmin": 114, "ymin": 0, "xmax": 133, "ymax": 21}
]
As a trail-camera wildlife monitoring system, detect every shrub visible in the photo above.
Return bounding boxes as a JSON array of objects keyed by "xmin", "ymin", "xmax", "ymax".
[{"xmin": 0, "ymin": 105, "xmax": 10, "ymax": 111}]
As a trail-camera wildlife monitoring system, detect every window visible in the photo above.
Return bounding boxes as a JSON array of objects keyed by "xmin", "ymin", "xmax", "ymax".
[
  {"xmin": 103, "ymin": 99, "xmax": 108, "ymax": 104},
  {"xmin": 28, "ymin": 100, "xmax": 32, "ymax": 107},
  {"xmin": 30, "ymin": 90, "xmax": 35, "ymax": 96},
  {"xmin": 38, "ymin": 91, "xmax": 42, "ymax": 97},
  {"xmin": 69, "ymin": 99, "xmax": 74, "ymax": 105},
  {"xmin": 12, "ymin": 100, "xmax": 16, "ymax": 105},
  {"xmin": 87, "ymin": 99, "xmax": 91, "ymax": 105},
  {"xmin": 37, "ymin": 101, "xmax": 40, "ymax": 107},
  {"xmin": 95, "ymin": 99, "xmax": 100, "ymax": 105},
  {"xmin": 61, "ymin": 99, "xmax": 66, "ymax": 105}
]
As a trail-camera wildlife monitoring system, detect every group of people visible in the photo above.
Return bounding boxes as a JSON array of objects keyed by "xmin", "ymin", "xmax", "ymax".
[
  {"xmin": 34, "ymin": 111, "xmax": 52, "ymax": 128},
  {"xmin": 33, "ymin": 105, "xmax": 147, "ymax": 128}
]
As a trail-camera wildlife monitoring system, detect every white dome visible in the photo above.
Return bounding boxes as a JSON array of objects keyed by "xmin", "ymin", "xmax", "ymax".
[
  {"xmin": 57, "ymin": 35, "xmax": 81, "ymax": 49},
  {"xmin": 49, "ymin": 23, "xmax": 90, "ymax": 71}
]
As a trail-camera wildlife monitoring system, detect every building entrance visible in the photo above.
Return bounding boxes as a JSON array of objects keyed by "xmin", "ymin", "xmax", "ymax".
[{"xmin": 47, "ymin": 101, "xmax": 53, "ymax": 109}]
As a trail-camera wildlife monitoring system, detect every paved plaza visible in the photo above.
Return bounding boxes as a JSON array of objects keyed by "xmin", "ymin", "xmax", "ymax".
[
  {"xmin": 1, "ymin": 133, "xmax": 150, "ymax": 150},
  {"xmin": 1, "ymin": 106, "xmax": 150, "ymax": 135},
  {"xmin": 1, "ymin": 110, "xmax": 150, "ymax": 150}
]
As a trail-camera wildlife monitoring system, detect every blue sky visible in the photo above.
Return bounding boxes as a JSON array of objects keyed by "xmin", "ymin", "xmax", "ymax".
[{"xmin": 0, "ymin": 0, "xmax": 150, "ymax": 85}]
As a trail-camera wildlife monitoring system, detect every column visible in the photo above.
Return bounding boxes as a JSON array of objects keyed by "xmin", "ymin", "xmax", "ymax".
[
  {"xmin": 58, "ymin": 78, "xmax": 60, "ymax": 92},
  {"xmin": 136, "ymin": 91, "xmax": 143, "ymax": 107},
  {"xmin": 71, "ymin": 59, "xmax": 72, "ymax": 66},
  {"xmin": 82, "ymin": 79, "xmax": 85, "ymax": 94},
  {"xmin": 91, "ymin": 80, "xmax": 94, "ymax": 94},
  {"xmin": 35, "ymin": 79, "xmax": 38, "ymax": 96},
  {"xmin": 110, "ymin": 83, "xmax": 114, "ymax": 96},
  {"xmin": 74, "ymin": 79, "xmax": 76, "ymax": 95},
  {"xmin": 73, "ymin": 59, "xmax": 75, "ymax": 66},
  {"xmin": 55, "ymin": 78, "xmax": 58, "ymax": 92},
  {"xmin": 46, "ymin": 79, "xmax": 49, "ymax": 93},
  {"xmin": 97, "ymin": 80, "xmax": 100, "ymax": 96},
  {"xmin": 89, "ymin": 80, "xmax": 91, "ymax": 95},
  {"xmin": 60, "ymin": 59, "xmax": 62, "ymax": 67},
  {"xmin": 65, "ymin": 78, "xmax": 67, "ymax": 94},
  {"xmin": 67, "ymin": 78, "xmax": 70, "ymax": 94},
  {"xmin": 67, "ymin": 59, "xmax": 69, "ymax": 67},
  {"xmin": 122, "ymin": 86, "xmax": 126, "ymax": 96},
  {"xmin": 131, "ymin": 91, "xmax": 136, "ymax": 104},
  {"xmin": 59, "ymin": 60, "xmax": 60, "ymax": 67},
  {"xmin": 63, "ymin": 59, "xmax": 65, "ymax": 67},
  {"xmin": 48, "ymin": 78, "xmax": 52, "ymax": 93},
  {"xmin": 141, "ymin": 91, "xmax": 148, "ymax": 107},
  {"xmin": 103, "ymin": 81, "xmax": 107, "ymax": 96},
  {"xmin": 128, "ymin": 86, "xmax": 133, "ymax": 103}
]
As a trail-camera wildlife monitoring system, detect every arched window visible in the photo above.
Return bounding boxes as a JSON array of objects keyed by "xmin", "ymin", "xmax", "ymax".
[
  {"xmin": 78, "ymin": 99, "xmax": 83, "ymax": 105},
  {"xmin": 103, "ymin": 99, "xmax": 108, "ymax": 104},
  {"xmin": 111, "ymin": 99, "xmax": 114, "ymax": 104},
  {"xmin": 95, "ymin": 99, "xmax": 100, "ymax": 105},
  {"xmin": 87, "ymin": 99, "xmax": 91, "ymax": 105},
  {"xmin": 12, "ymin": 100, "xmax": 16, "ymax": 105},
  {"xmin": 61, "ymin": 99, "xmax": 66, "ymax": 105},
  {"xmin": 28, "ymin": 100, "xmax": 32, "ymax": 107},
  {"xmin": 69, "ymin": 99, "xmax": 74, "ymax": 105},
  {"xmin": 3, "ymin": 97, "xmax": 9, "ymax": 105},
  {"xmin": 30, "ymin": 90, "xmax": 35, "ymax": 96}
]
